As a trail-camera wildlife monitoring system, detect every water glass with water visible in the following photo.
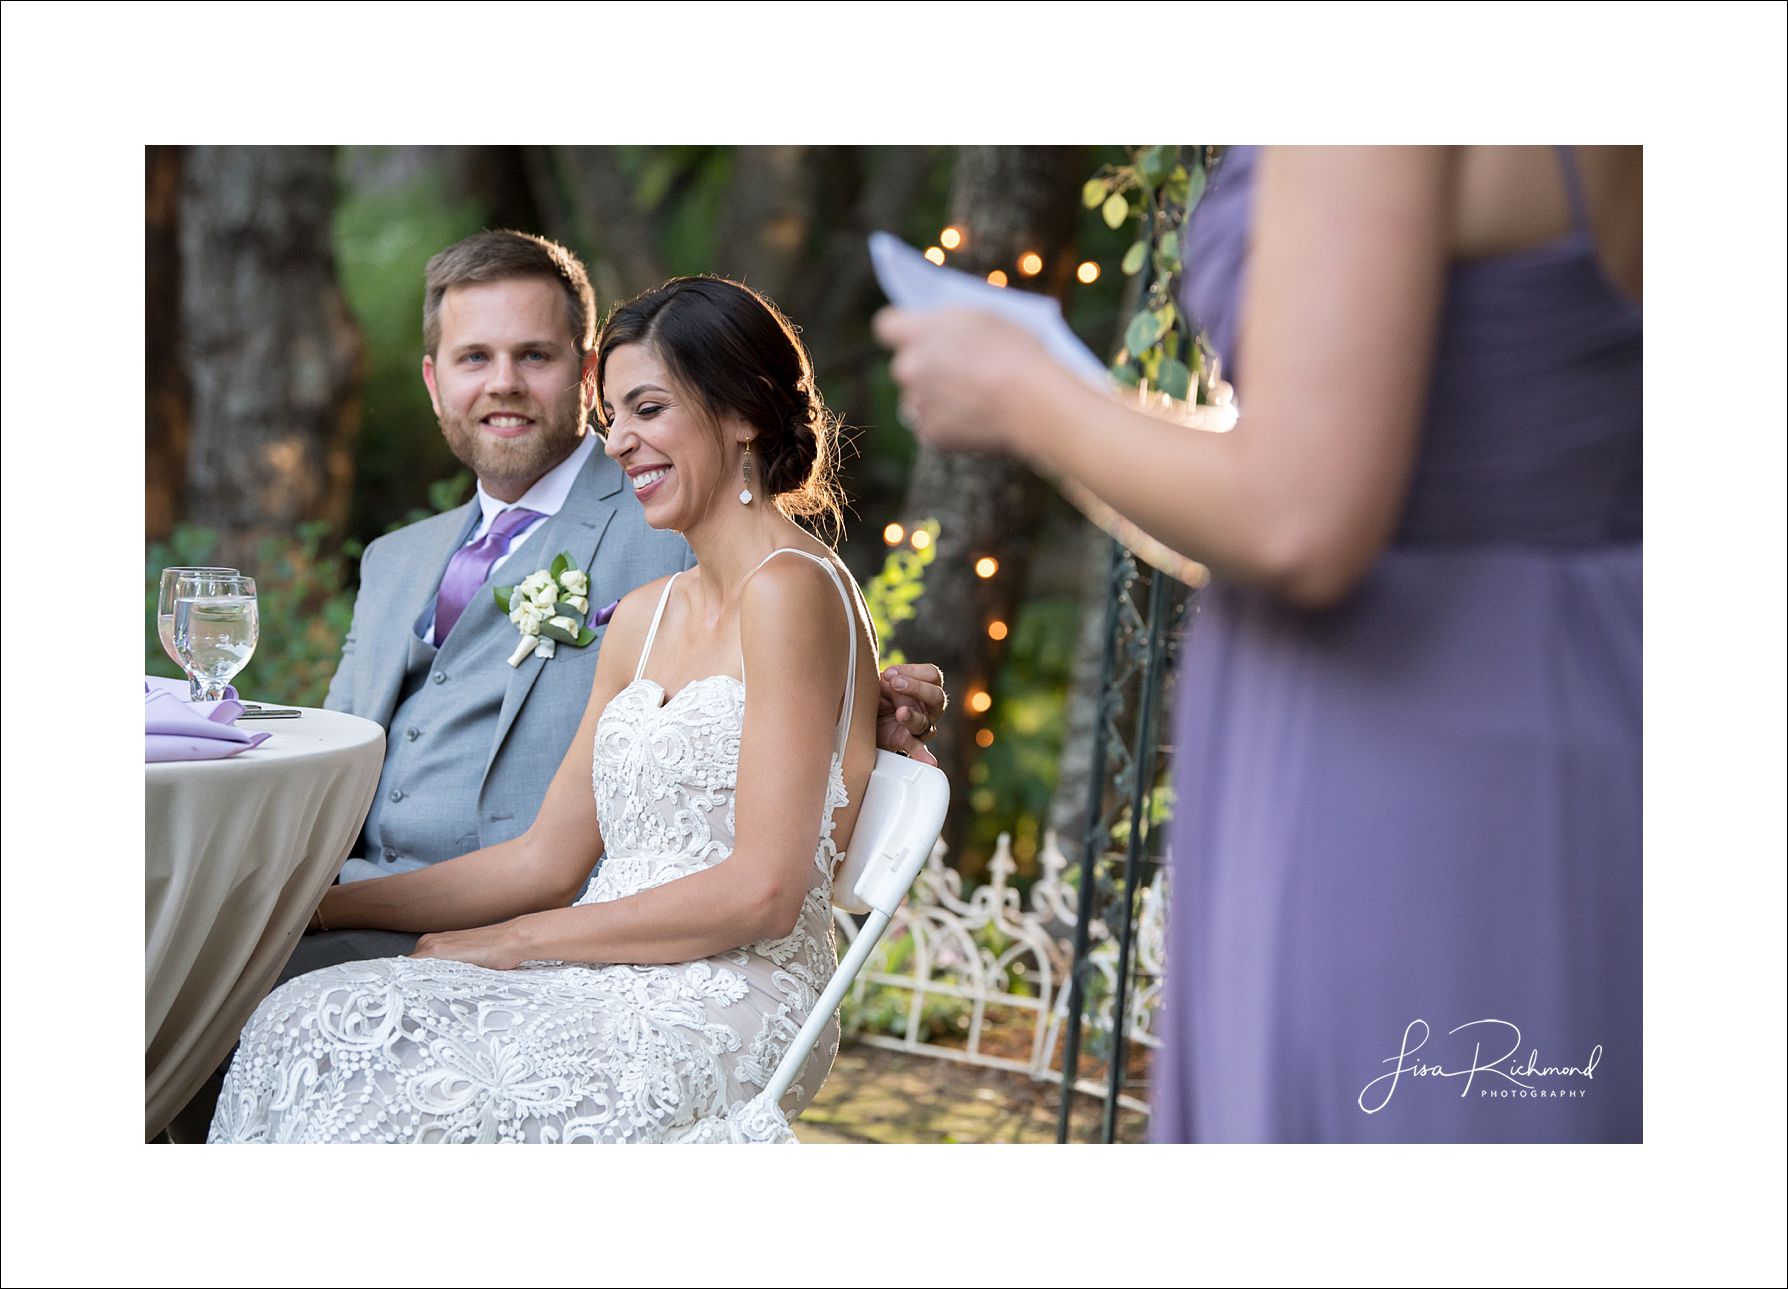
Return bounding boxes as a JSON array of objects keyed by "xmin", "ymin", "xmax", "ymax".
[
  {"xmin": 158, "ymin": 565, "xmax": 238, "ymax": 698},
  {"xmin": 173, "ymin": 573, "xmax": 259, "ymax": 702}
]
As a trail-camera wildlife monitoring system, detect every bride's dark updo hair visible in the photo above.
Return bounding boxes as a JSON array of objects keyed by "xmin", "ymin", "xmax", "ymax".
[{"xmin": 595, "ymin": 276, "xmax": 844, "ymax": 537}]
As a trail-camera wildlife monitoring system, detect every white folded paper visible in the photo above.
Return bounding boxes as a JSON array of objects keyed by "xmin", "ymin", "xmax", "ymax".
[{"xmin": 867, "ymin": 232, "xmax": 1112, "ymax": 389}]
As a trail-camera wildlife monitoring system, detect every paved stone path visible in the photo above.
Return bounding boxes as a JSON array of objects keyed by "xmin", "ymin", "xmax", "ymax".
[{"xmin": 792, "ymin": 1043, "xmax": 1150, "ymax": 1144}]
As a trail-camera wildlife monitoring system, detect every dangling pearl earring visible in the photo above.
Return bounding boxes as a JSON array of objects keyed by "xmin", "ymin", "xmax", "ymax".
[{"xmin": 739, "ymin": 440, "xmax": 754, "ymax": 505}]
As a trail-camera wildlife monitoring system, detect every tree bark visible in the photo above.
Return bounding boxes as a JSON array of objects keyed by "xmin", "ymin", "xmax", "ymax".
[
  {"xmin": 146, "ymin": 146, "xmax": 187, "ymax": 542},
  {"xmin": 893, "ymin": 145, "xmax": 1086, "ymax": 863},
  {"xmin": 551, "ymin": 147, "xmax": 670, "ymax": 307},
  {"xmin": 178, "ymin": 146, "xmax": 363, "ymax": 568},
  {"xmin": 712, "ymin": 145, "xmax": 822, "ymax": 301},
  {"xmin": 1049, "ymin": 537, "xmax": 1118, "ymax": 848}
]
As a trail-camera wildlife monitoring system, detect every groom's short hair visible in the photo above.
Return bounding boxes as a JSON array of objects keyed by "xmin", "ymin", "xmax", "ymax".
[{"xmin": 422, "ymin": 230, "xmax": 597, "ymax": 358}]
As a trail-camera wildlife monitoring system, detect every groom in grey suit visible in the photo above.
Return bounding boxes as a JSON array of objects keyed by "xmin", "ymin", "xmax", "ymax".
[{"xmin": 288, "ymin": 229, "xmax": 943, "ymax": 975}]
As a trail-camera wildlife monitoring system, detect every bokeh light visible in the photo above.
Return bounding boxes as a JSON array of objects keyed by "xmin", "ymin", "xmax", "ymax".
[
  {"xmin": 987, "ymin": 619, "xmax": 1009, "ymax": 641},
  {"xmin": 974, "ymin": 556, "xmax": 999, "ymax": 578},
  {"xmin": 968, "ymin": 689, "xmax": 993, "ymax": 714},
  {"xmin": 924, "ymin": 246, "xmax": 946, "ymax": 266},
  {"xmin": 1017, "ymin": 251, "xmax": 1043, "ymax": 277},
  {"xmin": 940, "ymin": 226, "xmax": 963, "ymax": 250},
  {"xmin": 883, "ymin": 522, "xmax": 905, "ymax": 545},
  {"xmin": 911, "ymin": 529, "xmax": 932, "ymax": 551},
  {"xmin": 986, "ymin": 270, "xmax": 1008, "ymax": 287},
  {"xmin": 1076, "ymin": 260, "xmax": 1101, "ymax": 284},
  {"xmin": 975, "ymin": 728, "xmax": 995, "ymax": 748}
]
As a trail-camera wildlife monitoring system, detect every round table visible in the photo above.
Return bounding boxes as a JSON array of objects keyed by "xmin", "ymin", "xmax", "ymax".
[{"xmin": 146, "ymin": 705, "xmax": 384, "ymax": 1140}]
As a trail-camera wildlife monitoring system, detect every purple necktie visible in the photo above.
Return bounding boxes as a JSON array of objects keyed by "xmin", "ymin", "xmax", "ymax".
[{"xmin": 433, "ymin": 507, "xmax": 543, "ymax": 643}]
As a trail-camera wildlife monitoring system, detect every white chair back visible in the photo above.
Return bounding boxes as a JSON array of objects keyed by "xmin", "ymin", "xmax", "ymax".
[
  {"xmin": 760, "ymin": 750, "xmax": 950, "ymax": 1114},
  {"xmin": 832, "ymin": 750, "xmax": 952, "ymax": 916}
]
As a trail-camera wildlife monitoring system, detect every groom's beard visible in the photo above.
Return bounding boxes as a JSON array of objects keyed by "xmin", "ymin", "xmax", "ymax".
[{"xmin": 439, "ymin": 388, "xmax": 586, "ymax": 495}]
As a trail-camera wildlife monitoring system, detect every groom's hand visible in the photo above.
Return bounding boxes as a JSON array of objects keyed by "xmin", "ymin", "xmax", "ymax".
[{"xmin": 877, "ymin": 663, "xmax": 947, "ymax": 766}]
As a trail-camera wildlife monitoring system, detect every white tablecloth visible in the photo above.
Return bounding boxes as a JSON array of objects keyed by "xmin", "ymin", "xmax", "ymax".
[{"xmin": 145, "ymin": 705, "xmax": 384, "ymax": 1139}]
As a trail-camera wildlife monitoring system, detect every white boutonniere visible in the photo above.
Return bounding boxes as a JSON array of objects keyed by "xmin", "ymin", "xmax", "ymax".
[{"xmin": 494, "ymin": 554, "xmax": 615, "ymax": 667}]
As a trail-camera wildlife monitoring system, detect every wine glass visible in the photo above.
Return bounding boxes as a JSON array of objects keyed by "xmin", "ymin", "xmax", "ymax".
[
  {"xmin": 172, "ymin": 573, "xmax": 259, "ymax": 703},
  {"xmin": 158, "ymin": 565, "xmax": 237, "ymax": 699}
]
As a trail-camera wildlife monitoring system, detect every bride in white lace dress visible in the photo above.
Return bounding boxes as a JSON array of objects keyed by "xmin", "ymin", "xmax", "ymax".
[{"xmin": 211, "ymin": 278, "xmax": 883, "ymax": 1144}]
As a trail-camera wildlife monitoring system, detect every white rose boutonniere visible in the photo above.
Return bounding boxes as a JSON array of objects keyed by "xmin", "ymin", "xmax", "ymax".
[{"xmin": 493, "ymin": 553, "xmax": 619, "ymax": 667}]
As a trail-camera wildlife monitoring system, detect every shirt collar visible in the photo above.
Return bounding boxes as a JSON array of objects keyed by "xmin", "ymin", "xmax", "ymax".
[{"xmin": 472, "ymin": 432, "xmax": 597, "ymax": 528}]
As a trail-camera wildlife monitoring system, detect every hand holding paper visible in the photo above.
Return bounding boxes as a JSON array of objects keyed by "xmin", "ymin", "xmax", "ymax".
[{"xmin": 869, "ymin": 232, "xmax": 1206, "ymax": 584}]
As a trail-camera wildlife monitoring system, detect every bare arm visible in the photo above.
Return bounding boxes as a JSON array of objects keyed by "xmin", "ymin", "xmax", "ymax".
[
  {"xmin": 312, "ymin": 586, "xmax": 660, "ymax": 934},
  {"xmin": 875, "ymin": 146, "xmax": 1454, "ymax": 608},
  {"xmin": 411, "ymin": 557, "xmax": 856, "ymax": 969}
]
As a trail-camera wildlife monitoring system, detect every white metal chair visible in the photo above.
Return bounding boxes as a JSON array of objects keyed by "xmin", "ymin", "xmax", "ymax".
[{"xmin": 761, "ymin": 749, "xmax": 951, "ymax": 1111}]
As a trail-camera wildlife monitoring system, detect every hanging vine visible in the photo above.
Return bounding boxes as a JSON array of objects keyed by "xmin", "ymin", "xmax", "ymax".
[{"xmin": 1083, "ymin": 144, "xmax": 1217, "ymax": 404}]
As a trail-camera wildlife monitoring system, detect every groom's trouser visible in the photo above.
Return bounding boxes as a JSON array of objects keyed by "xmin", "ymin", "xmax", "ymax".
[{"xmin": 274, "ymin": 927, "xmax": 421, "ymax": 984}]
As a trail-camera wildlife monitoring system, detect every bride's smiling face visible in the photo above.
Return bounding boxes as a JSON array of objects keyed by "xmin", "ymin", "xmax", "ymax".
[{"xmin": 600, "ymin": 343, "xmax": 743, "ymax": 531}]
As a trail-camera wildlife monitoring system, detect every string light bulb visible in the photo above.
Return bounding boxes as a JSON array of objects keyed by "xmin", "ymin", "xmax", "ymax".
[
  {"xmin": 924, "ymin": 246, "xmax": 946, "ymax": 266},
  {"xmin": 1076, "ymin": 260, "xmax": 1101, "ymax": 284},
  {"xmin": 975, "ymin": 728, "xmax": 995, "ymax": 748},
  {"xmin": 986, "ymin": 270, "xmax": 1009, "ymax": 287},
  {"xmin": 975, "ymin": 556, "xmax": 999, "ymax": 579},
  {"xmin": 1017, "ymin": 251, "xmax": 1043, "ymax": 277},
  {"xmin": 987, "ymin": 620, "xmax": 1009, "ymax": 641},
  {"xmin": 940, "ymin": 226, "xmax": 963, "ymax": 250},
  {"xmin": 911, "ymin": 529, "xmax": 932, "ymax": 551},
  {"xmin": 968, "ymin": 689, "xmax": 992, "ymax": 714},
  {"xmin": 883, "ymin": 522, "xmax": 905, "ymax": 545}
]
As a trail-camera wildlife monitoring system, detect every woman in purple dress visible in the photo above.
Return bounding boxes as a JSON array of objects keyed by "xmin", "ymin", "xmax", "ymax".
[{"xmin": 876, "ymin": 146, "xmax": 1641, "ymax": 1142}]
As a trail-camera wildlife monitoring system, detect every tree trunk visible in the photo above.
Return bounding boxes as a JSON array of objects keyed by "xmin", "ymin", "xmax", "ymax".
[
  {"xmin": 712, "ymin": 145, "xmax": 823, "ymax": 299},
  {"xmin": 549, "ymin": 147, "xmax": 670, "ymax": 307},
  {"xmin": 893, "ymin": 145, "xmax": 1086, "ymax": 863},
  {"xmin": 146, "ymin": 145, "xmax": 187, "ymax": 543},
  {"xmin": 178, "ymin": 146, "xmax": 363, "ymax": 569},
  {"xmin": 1048, "ymin": 536, "xmax": 1116, "ymax": 848}
]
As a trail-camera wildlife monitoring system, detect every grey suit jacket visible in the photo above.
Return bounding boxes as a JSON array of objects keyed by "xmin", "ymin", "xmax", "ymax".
[{"xmin": 325, "ymin": 445, "xmax": 692, "ymax": 874}]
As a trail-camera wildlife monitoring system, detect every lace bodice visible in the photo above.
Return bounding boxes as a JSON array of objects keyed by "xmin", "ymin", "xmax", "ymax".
[
  {"xmin": 587, "ymin": 674, "xmax": 845, "ymax": 911},
  {"xmin": 579, "ymin": 668, "xmax": 846, "ymax": 1058}
]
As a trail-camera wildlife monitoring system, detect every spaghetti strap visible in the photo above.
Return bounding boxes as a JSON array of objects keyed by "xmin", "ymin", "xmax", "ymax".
[
  {"xmin": 633, "ymin": 571, "xmax": 682, "ymax": 683},
  {"xmin": 1553, "ymin": 145, "xmax": 1592, "ymax": 236},
  {"xmin": 739, "ymin": 548, "xmax": 861, "ymax": 757}
]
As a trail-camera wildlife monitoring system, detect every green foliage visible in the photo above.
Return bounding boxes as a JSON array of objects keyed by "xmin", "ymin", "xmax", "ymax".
[
  {"xmin": 635, "ymin": 147, "xmax": 732, "ymax": 277},
  {"xmin": 146, "ymin": 523, "xmax": 361, "ymax": 708},
  {"xmin": 838, "ymin": 915, "xmax": 1049, "ymax": 1048},
  {"xmin": 861, "ymin": 519, "xmax": 940, "ymax": 666},
  {"xmin": 332, "ymin": 158, "xmax": 487, "ymax": 539},
  {"xmin": 1108, "ymin": 781, "xmax": 1177, "ymax": 852},
  {"xmin": 1083, "ymin": 146, "xmax": 1215, "ymax": 396},
  {"xmin": 963, "ymin": 595, "xmax": 1082, "ymax": 876},
  {"xmin": 837, "ymin": 927, "xmax": 971, "ymax": 1042},
  {"xmin": 381, "ymin": 470, "xmax": 475, "ymax": 537}
]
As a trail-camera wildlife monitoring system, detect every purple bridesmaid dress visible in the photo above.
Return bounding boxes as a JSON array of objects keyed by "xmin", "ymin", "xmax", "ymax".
[{"xmin": 1154, "ymin": 147, "xmax": 1642, "ymax": 1142}]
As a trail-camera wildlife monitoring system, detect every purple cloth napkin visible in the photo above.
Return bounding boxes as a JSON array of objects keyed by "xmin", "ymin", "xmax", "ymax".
[{"xmin": 145, "ymin": 676, "xmax": 269, "ymax": 763}]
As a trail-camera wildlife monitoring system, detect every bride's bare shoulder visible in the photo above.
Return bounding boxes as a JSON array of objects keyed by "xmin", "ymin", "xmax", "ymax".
[{"xmin": 740, "ymin": 551, "xmax": 850, "ymax": 633}]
